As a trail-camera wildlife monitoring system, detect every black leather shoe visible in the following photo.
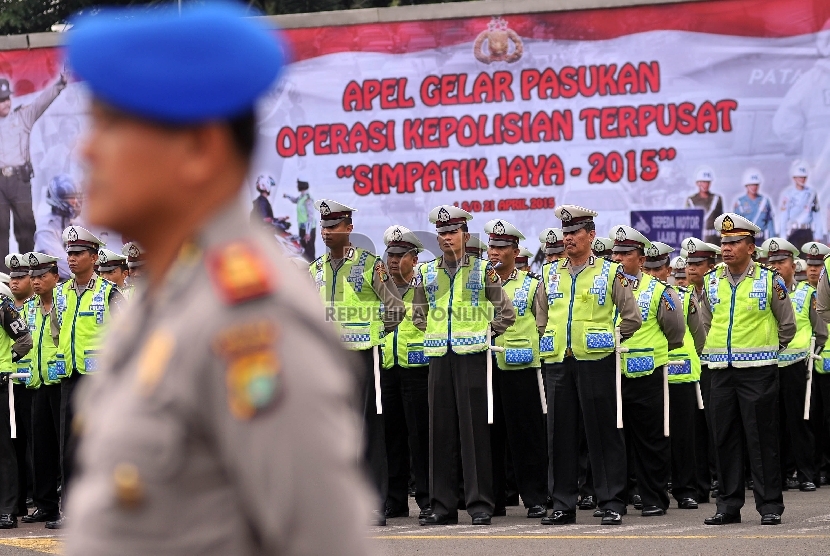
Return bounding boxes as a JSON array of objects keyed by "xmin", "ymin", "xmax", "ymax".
[
  {"xmin": 785, "ymin": 477, "xmax": 799, "ymax": 490},
  {"xmin": 372, "ymin": 510, "xmax": 386, "ymax": 526},
  {"xmin": 418, "ymin": 506, "xmax": 432, "ymax": 520},
  {"xmin": 601, "ymin": 510, "xmax": 622, "ymax": 525},
  {"xmin": 492, "ymin": 506, "xmax": 507, "ymax": 517},
  {"xmin": 704, "ymin": 512, "xmax": 740, "ymax": 525},
  {"xmin": 678, "ymin": 498, "xmax": 699, "ymax": 510},
  {"xmin": 641, "ymin": 506, "xmax": 666, "ymax": 516},
  {"xmin": 541, "ymin": 510, "xmax": 576, "ymax": 525},
  {"xmin": 419, "ymin": 513, "xmax": 458, "ymax": 526},
  {"xmin": 527, "ymin": 505, "xmax": 547, "ymax": 518},
  {"xmin": 45, "ymin": 516, "xmax": 66, "ymax": 530},
  {"xmin": 761, "ymin": 513, "xmax": 781, "ymax": 525},
  {"xmin": 800, "ymin": 482, "xmax": 817, "ymax": 492},
  {"xmin": 593, "ymin": 508, "xmax": 604, "ymax": 518},
  {"xmin": 385, "ymin": 507, "xmax": 409, "ymax": 518},
  {"xmin": 22, "ymin": 509, "xmax": 59, "ymax": 523},
  {"xmin": 578, "ymin": 495, "xmax": 597, "ymax": 510},
  {"xmin": 0, "ymin": 515, "xmax": 17, "ymax": 529},
  {"xmin": 471, "ymin": 512, "xmax": 491, "ymax": 525},
  {"xmin": 632, "ymin": 494, "xmax": 643, "ymax": 510}
]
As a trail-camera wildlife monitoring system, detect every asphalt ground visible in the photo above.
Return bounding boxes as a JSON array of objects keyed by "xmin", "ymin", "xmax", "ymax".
[{"xmin": 372, "ymin": 487, "xmax": 830, "ymax": 556}]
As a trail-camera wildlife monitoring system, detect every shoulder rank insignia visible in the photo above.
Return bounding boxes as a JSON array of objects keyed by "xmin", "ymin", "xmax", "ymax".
[
  {"xmin": 773, "ymin": 277, "xmax": 787, "ymax": 301},
  {"xmin": 661, "ymin": 290, "xmax": 676, "ymax": 311},
  {"xmin": 615, "ymin": 269, "xmax": 629, "ymax": 288},
  {"xmin": 486, "ymin": 264, "xmax": 499, "ymax": 283},
  {"xmin": 207, "ymin": 241, "xmax": 275, "ymax": 304},
  {"xmin": 213, "ymin": 320, "xmax": 282, "ymax": 420},
  {"xmin": 375, "ymin": 260, "xmax": 389, "ymax": 282}
]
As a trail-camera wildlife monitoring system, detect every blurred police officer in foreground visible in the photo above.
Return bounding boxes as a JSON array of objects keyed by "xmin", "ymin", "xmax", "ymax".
[
  {"xmin": 63, "ymin": 4, "xmax": 374, "ymax": 554},
  {"xmin": 700, "ymin": 214, "xmax": 795, "ymax": 526}
]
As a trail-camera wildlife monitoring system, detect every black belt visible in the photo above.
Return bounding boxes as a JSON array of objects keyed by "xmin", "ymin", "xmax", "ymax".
[{"xmin": 0, "ymin": 162, "xmax": 32, "ymax": 179}]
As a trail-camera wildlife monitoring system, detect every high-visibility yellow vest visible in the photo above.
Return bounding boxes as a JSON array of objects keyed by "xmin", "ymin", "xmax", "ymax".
[
  {"xmin": 779, "ymin": 281, "xmax": 814, "ymax": 367},
  {"xmin": 56, "ymin": 276, "xmax": 115, "ymax": 377},
  {"xmin": 495, "ymin": 270, "xmax": 541, "ymax": 370},
  {"xmin": 310, "ymin": 247, "xmax": 384, "ymax": 351},
  {"xmin": 667, "ymin": 286, "xmax": 702, "ymax": 383},
  {"xmin": 540, "ymin": 257, "xmax": 618, "ymax": 363},
  {"xmin": 703, "ymin": 263, "xmax": 779, "ymax": 368},
  {"xmin": 382, "ymin": 286, "xmax": 427, "ymax": 369},
  {"xmin": 419, "ymin": 256, "xmax": 492, "ymax": 357},
  {"xmin": 615, "ymin": 273, "xmax": 669, "ymax": 378},
  {"xmin": 27, "ymin": 294, "xmax": 61, "ymax": 388}
]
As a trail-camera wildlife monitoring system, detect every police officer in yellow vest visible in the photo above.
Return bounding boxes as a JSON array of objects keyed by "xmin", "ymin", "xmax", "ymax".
[
  {"xmin": 0, "ymin": 279, "xmax": 32, "ymax": 529},
  {"xmin": 592, "ymin": 236, "xmax": 614, "ymax": 260},
  {"xmin": 484, "ymin": 219, "xmax": 548, "ymax": 520},
  {"xmin": 763, "ymin": 237, "xmax": 826, "ymax": 492},
  {"xmin": 541, "ymin": 205, "xmax": 640, "ymax": 526},
  {"xmin": 643, "ymin": 241, "xmax": 706, "ymax": 510},
  {"xmin": 49, "ymin": 225, "xmax": 122, "ymax": 530},
  {"xmin": 378, "ymin": 225, "xmax": 431, "ymax": 521},
  {"xmin": 681, "ymin": 237, "xmax": 722, "ymax": 501},
  {"xmin": 465, "ymin": 235, "xmax": 488, "ymax": 258},
  {"xmin": 700, "ymin": 213, "xmax": 796, "ymax": 526},
  {"xmin": 611, "ymin": 227, "xmax": 685, "ymax": 517},
  {"xmin": 412, "ymin": 205, "xmax": 515, "ymax": 526},
  {"xmin": 97, "ymin": 248, "xmax": 130, "ymax": 294},
  {"xmin": 671, "ymin": 256, "xmax": 689, "ymax": 288},
  {"xmin": 122, "ymin": 241, "xmax": 145, "ymax": 284},
  {"xmin": 802, "ymin": 241, "xmax": 828, "ymax": 290},
  {"xmin": 20, "ymin": 252, "xmax": 61, "ymax": 526},
  {"xmin": 539, "ymin": 228, "xmax": 564, "ymax": 264},
  {"xmin": 514, "ymin": 246, "xmax": 533, "ymax": 272},
  {"xmin": 309, "ymin": 199, "xmax": 404, "ymax": 526}
]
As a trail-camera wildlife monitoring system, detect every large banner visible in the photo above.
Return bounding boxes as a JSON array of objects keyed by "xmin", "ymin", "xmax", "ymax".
[{"xmin": 2, "ymin": 0, "xmax": 830, "ymax": 268}]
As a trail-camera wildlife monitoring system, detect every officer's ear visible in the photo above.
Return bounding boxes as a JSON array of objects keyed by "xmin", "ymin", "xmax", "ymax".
[
  {"xmin": 462, "ymin": 232, "xmax": 471, "ymax": 245},
  {"xmin": 345, "ymin": 223, "xmax": 354, "ymax": 234},
  {"xmin": 89, "ymin": 250, "xmax": 99, "ymax": 264}
]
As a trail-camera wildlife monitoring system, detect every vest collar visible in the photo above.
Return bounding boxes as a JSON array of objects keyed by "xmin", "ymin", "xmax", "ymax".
[
  {"xmin": 437, "ymin": 254, "xmax": 471, "ymax": 269},
  {"xmin": 324, "ymin": 245, "xmax": 357, "ymax": 264},
  {"xmin": 561, "ymin": 255, "xmax": 596, "ymax": 268}
]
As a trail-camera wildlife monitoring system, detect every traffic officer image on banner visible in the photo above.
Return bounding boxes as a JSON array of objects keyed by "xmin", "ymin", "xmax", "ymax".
[
  {"xmin": 411, "ymin": 204, "xmax": 516, "ymax": 526},
  {"xmin": 610, "ymin": 228, "xmax": 685, "ymax": 517},
  {"xmin": 779, "ymin": 162, "xmax": 823, "ymax": 246},
  {"xmin": 684, "ymin": 167, "xmax": 724, "ymax": 245},
  {"xmin": 540, "ymin": 205, "xmax": 641, "ymax": 527},
  {"xmin": 63, "ymin": 4, "xmax": 377, "ymax": 555},
  {"xmin": 484, "ymin": 219, "xmax": 548, "ymax": 520},
  {"xmin": 21, "ymin": 252, "xmax": 62, "ymax": 527},
  {"xmin": 309, "ymin": 198, "xmax": 405, "ymax": 527},
  {"xmin": 378, "ymin": 225, "xmax": 431, "ymax": 521},
  {"xmin": 680, "ymin": 237, "xmax": 721, "ymax": 503},
  {"xmin": 699, "ymin": 213, "xmax": 796, "ymax": 526},
  {"xmin": 762, "ymin": 237, "xmax": 826, "ymax": 493},
  {"xmin": 733, "ymin": 169, "xmax": 777, "ymax": 242},
  {"xmin": 51, "ymin": 225, "xmax": 122, "ymax": 530}
]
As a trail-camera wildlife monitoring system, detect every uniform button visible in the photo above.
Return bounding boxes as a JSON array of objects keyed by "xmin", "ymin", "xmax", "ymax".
[{"xmin": 113, "ymin": 462, "xmax": 144, "ymax": 509}]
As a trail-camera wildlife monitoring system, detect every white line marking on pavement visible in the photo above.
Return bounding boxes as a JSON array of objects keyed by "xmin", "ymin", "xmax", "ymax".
[
  {"xmin": 588, "ymin": 523, "xmax": 671, "ymax": 534},
  {"xmin": 393, "ymin": 524, "xmax": 479, "ymax": 534},
  {"xmin": 649, "ymin": 526, "xmax": 706, "ymax": 534},
  {"xmin": 459, "ymin": 525, "xmax": 537, "ymax": 534},
  {"xmin": 807, "ymin": 514, "xmax": 830, "ymax": 523},
  {"xmin": 788, "ymin": 525, "xmax": 830, "ymax": 533},
  {"xmin": 521, "ymin": 525, "xmax": 597, "ymax": 534}
]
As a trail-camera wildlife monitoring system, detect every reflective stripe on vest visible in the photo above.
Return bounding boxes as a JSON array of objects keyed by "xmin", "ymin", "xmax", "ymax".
[
  {"xmin": 57, "ymin": 277, "xmax": 114, "ymax": 377},
  {"xmin": 667, "ymin": 287, "xmax": 702, "ymax": 383},
  {"xmin": 496, "ymin": 271, "xmax": 540, "ymax": 370},
  {"xmin": 617, "ymin": 273, "xmax": 669, "ymax": 378},
  {"xmin": 29, "ymin": 293, "xmax": 61, "ymax": 387}
]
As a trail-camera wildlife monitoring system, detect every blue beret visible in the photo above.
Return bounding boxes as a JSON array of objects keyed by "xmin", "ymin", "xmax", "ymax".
[{"xmin": 67, "ymin": 2, "xmax": 286, "ymax": 124}]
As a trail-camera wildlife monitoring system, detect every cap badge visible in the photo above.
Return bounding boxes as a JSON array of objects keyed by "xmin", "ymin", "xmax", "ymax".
[
  {"xmin": 615, "ymin": 227, "xmax": 627, "ymax": 242},
  {"xmin": 721, "ymin": 216, "xmax": 734, "ymax": 232},
  {"xmin": 769, "ymin": 240, "xmax": 779, "ymax": 252},
  {"xmin": 810, "ymin": 244, "xmax": 820, "ymax": 256},
  {"xmin": 28, "ymin": 254, "xmax": 38, "ymax": 266},
  {"xmin": 9, "ymin": 256, "xmax": 18, "ymax": 269},
  {"xmin": 391, "ymin": 228, "xmax": 403, "ymax": 242},
  {"xmin": 99, "ymin": 251, "xmax": 108, "ymax": 264},
  {"xmin": 319, "ymin": 201, "xmax": 331, "ymax": 216},
  {"xmin": 129, "ymin": 245, "xmax": 140, "ymax": 258},
  {"xmin": 68, "ymin": 227, "xmax": 78, "ymax": 242},
  {"xmin": 677, "ymin": 258, "xmax": 686, "ymax": 268},
  {"xmin": 596, "ymin": 239, "xmax": 607, "ymax": 251},
  {"xmin": 493, "ymin": 221, "xmax": 505, "ymax": 235},
  {"xmin": 437, "ymin": 207, "xmax": 450, "ymax": 223},
  {"xmin": 546, "ymin": 230, "xmax": 556, "ymax": 243},
  {"xmin": 646, "ymin": 246, "xmax": 659, "ymax": 257},
  {"xmin": 686, "ymin": 239, "xmax": 696, "ymax": 253},
  {"xmin": 560, "ymin": 208, "xmax": 572, "ymax": 222}
]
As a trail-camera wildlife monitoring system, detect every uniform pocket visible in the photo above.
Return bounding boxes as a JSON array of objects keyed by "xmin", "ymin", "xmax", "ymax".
[
  {"xmin": 625, "ymin": 347, "xmax": 655, "ymax": 375},
  {"xmin": 84, "ymin": 350, "xmax": 100, "ymax": 373},
  {"xmin": 584, "ymin": 327, "xmax": 614, "ymax": 352},
  {"xmin": 539, "ymin": 330, "xmax": 555, "ymax": 355},
  {"xmin": 504, "ymin": 338, "xmax": 533, "ymax": 365},
  {"xmin": 406, "ymin": 343, "xmax": 428, "ymax": 366}
]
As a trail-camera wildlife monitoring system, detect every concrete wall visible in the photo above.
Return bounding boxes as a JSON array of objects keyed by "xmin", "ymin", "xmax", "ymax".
[{"xmin": 1, "ymin": 0, "xmax": 705, "ymax": 50}]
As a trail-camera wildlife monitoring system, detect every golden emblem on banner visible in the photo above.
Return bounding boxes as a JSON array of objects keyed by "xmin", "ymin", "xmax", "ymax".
[{"xmin": 474, "ymin": 17, "xmax": 523, "ymax": 64}]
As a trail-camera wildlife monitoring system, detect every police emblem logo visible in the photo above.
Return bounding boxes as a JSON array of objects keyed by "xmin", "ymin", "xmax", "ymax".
[
  {"xmin": 646, "ymin": 246, "xmax": 659, "ymax": 257},
  {"xmin": 438, "ymin": 207, "xmax": 450, "ymax": 222},
  {"xmin": 68, "ymin": 227, "xmax": 79, "ymax": 242},
  {"xmin": 98, "ymin": 251, "xmax": 108, "ymax": 264},
  {"xmin": 702, "ymin": 171, "xmax": 712, "ymax": 180},
  {"xmin": 676, "ymin": 258, "xmax": 687, "ymax": 269},
  {"xmin": 319, "ymin": 201, "xmax": 331, "ymax": 216},
  {"xmin": 721, "ymin": 216, "xmax": 734, "ymax": 231},
  {"xmin": 391, "ymin": 228, "xmax": 403, "ymax": 242},
  {"xmin": 560, "ymin": 209, "xmax": 572, "ymax": 222},
  {"xmin": 810, "ymin": 244, "xmax": 820, "ymax": 256},
  {"xmin": 493, "ymin": 221, "xmax": 505, "ymax": 235},
  {"xmin": 546, "ymin": 230, "xmax": 556, "ymax": 243},
  {"xmin": 596, "ymin": 239, "xmax": 607, "ymax": 250},
  {"xmin": 27, "ymin": 254, "xmax": 38, "ymax": 266},
  {"xmin": 686, "ymin": 239, "xmax": 696, "ymax": 253},
  {"xmin": 128, "ymin": 245, "xmax": 140, "ymax": 258},
  {"xmin": 8, "ymin": 256, "xmax": 18, "ymax": 269},
  {"xmin": 615, "ymin": 227, "xmax": 627, "ymax": 242},
  {"xmin": 769, "ymin": 240, "xmax": 779, "ymax": 252}
]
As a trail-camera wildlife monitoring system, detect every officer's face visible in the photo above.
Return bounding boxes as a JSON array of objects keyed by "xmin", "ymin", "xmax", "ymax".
[
  {"xmin": 685, "ymin": 260, "xmax": 713, "ymax": 287},
  {"xmin": 645, "ymin": 263, "xmax": 671, "ymax": 282},
  {"xmin": 794, "ymin": 177, "xmax": 807, "ymax": 188},
  {"xmin": 720, "ymin": 238, "xmax": 754, "ymax": 268},
  {"xmin": 320, "ymin": 221, "xmax": 352, "ymax": 249},
  {"xmin": 9, "ymin": 275, "xmax": 32, "ymax": 299},
  {"xmin": 32, "ymin": 271, "xmax": 58, "ymax": 296},
  {"xmin": 101, "ymin": 267, "xmax": 127, "ymax": 287},
  {"xmin": 0, "ymin": 98, "xmax": 10, "ymax": 118},
  {"xmin": 807, "ymin": 264, "xmax": 822, "ymax": 287},
  {"xmin": 674, "ymin": 276, "xmax": 689, "ymax": 288},
  {"xmin": 386, "ymin": 251, "xmax": 417, "ymax": 283},
  {"xmin": 437, "ymin": 229, "xmax": 468, "ymax": 257},
  {"xmin": 696, "ymin": 180, "xmax": 710, "ymax": 194},
  {"xmin": 771, "ymin": 258, "xmax": 795, "ymax": 284},
  {"xmin": 612, "ymin": 250, "xmax": 645, "ymax": 276},
  {"xmin": 545, "ymin": 252, "xmax": 560, "ymax": 263},
  {"xmin": 563, "ymin": 228, "xmax": 594, "ymax": 258},
  {"xmin": 67, "ymin": 249, "xmax": 96, "ymax": 276},
  {"xmin": 487, "ymin": 244, "xmax": 518, "ymax": 270},
  {"xmin": 746, "ymin": 184, "xmax": 760, "ymax": 197}
]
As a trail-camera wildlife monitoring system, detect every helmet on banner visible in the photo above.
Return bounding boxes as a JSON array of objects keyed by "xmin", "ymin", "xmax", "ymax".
[
  {"xmin": 694, "ymin": 166, "xmax": 715, "ymax": 183},
  {"xmin": 255, "ymin": 174, "xmax": 275, "ymax": 194},
  {"xmin": 791, "ymin": 160, "xmax": 809, "ymax": 179},
  {"xmin": 46, "ymin": 174, "xmax": 82, "ymax": 218},
  {"xmin": 819, "ymin": 18, "xmax": 830, "ymax": 57},
  {"xmin": 741, "ymin": 168, "xmax": 764, "ymax": 187}
]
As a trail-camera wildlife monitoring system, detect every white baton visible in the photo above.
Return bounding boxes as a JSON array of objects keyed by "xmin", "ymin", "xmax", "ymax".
[
  {"xmin": 615, "ymin": 327, "xmax": 627, "ymax": 429},
  {"xmin": 805, "ymin": 337, "xmax": 819, "ymax": 420},
  {"xmin": 372, "ymin": 346, "xmax": 382, "ymax": 415},
  {"xmin": 8, "ymin": 373, "xmax": 29, "ymax": 440},
  {"xmin": 486, "ymin": 326, "xmax": 505, "ymax": 425},
  {"xmin": 537, "ymin": 368, "xmax": 547, "ymax": 415},
  {"xmin": 695, "ymin": 382, "xmax": 704, "ymax": 410}
]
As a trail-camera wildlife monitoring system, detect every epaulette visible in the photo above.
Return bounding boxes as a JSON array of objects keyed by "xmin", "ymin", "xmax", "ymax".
[
  {"xmin": 411, "ymin": 273, "xmax": 422, "ymax": 287},
  {"xmin": 527, "ymin": 270, "xmax": 542, "ymax": 281},
  {"xmin": 207, "ymin": 240, "xmax": 275, "ymax": 305}
]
